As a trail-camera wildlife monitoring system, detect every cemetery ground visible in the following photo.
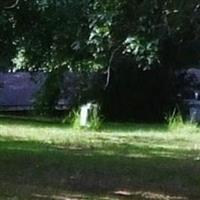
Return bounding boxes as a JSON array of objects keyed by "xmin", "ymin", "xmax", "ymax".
[{"xmin": 0, "ymin": 117, "xmax": 200, "ymax": 200}]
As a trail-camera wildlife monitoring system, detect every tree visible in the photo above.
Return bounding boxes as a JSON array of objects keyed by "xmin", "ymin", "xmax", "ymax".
[
  {"xmin": 1, "ymin": 0, "xmax": 200, "ymax": 72},
  {"xmin": 1, "ymin": 0, "xmax": 200, "ymax": 119}
]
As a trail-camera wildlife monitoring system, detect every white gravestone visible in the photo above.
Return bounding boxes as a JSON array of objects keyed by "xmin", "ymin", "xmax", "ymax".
[{"xmin": 80, "ymin": 103, "xmax": 92, "ymax": 127}]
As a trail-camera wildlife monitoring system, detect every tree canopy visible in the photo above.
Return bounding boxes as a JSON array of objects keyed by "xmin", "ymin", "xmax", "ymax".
[
  {"xmin": 1, "ymin": 0, "xmax": 200, "ymax": 72},
  {"xmin": 1, "ymin": 0, "xmax": 200, "ymax": 120}
]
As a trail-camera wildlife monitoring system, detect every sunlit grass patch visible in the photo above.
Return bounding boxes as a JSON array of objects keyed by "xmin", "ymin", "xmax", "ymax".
[{"xmin": 0, "ymin": 117, "xmax": 200, "ymax": 199}]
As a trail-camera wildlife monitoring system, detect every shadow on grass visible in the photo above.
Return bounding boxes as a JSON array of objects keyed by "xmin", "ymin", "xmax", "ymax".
[
  {"xmin": 0, "ymin": 116, "xmax": 68, "ymax": 129},
  {"xmin": 0, "ymin": 136, "xmax": 199, "ymax": 200}
]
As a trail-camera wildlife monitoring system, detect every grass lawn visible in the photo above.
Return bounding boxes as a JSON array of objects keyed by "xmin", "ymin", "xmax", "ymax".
[{"xmin": 0, "ymin": 117, "xmax": 200, "ymax": 200}]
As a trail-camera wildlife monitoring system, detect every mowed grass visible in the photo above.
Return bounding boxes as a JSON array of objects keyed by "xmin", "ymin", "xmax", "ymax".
[{"xmin": 0, "ymin": 117, "xmax": 200, "ymax": 200}]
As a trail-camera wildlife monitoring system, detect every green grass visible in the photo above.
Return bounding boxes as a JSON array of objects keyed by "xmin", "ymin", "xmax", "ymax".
[{"xmin": 0, "ymin": 117, "xmax": 200, "ymax": 200}]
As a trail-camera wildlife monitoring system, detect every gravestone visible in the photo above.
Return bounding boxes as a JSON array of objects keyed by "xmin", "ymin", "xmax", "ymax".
[
  {"xmin": 80, "ymin": 103, "xmax": 98, "ymax": 127},
  {"xmin": 186, "ymin": 91, "xmax": 200, "ymax": 122}
]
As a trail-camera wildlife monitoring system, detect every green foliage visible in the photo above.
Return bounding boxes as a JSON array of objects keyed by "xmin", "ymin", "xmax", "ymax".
[
  {"xmin": 166, "ymin": 108, "xmax": 198, "ymax": 132},
  {"xmin": 1, "ymin": 0, "xmax": 200, "ymax": 121},
  {"xmin": 1, "ymin": 0, "xmax": 199, "ymax": 72},
  {"xmin": 67, "ymin": 109, "xmax": 81, "ymax": 130},
  {"xmin": 166, "ymin": 109, "xmax": 184, "ymax": 130},
  {"xmin": 123, "ymin": 36, "xmax": 159, "ymax": 69},
  {"xmin": 88, "ymin": 104, "xmax": 102, "ymax": 131},
  {"xmin": 1, "ymin": 0, "xmax": 199, "ymax": 73},
  {"xmin": 34, "ymin": 69, "xmax": 63, "ymax": 115}
]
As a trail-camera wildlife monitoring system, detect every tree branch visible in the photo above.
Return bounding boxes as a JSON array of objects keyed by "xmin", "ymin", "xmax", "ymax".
[
  {"xmin": 5, "ymin": 0, "xmax": 19, "ymax": 9},
  {"xmin": 104, "ymin": 45, "xmax": 122, "ymax": 90}
]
